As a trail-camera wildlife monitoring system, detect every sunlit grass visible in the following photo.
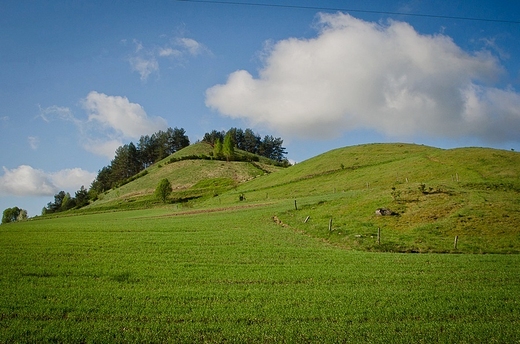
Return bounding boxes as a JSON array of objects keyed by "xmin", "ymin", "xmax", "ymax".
[{"xmin": 1, "ymin": 205, "xmax": 519, "ymax": 342}]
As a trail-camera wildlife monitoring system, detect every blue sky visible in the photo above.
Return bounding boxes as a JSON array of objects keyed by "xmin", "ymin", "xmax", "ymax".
[{"xmin": 1, "ymin": 0, "xmax": 520, "ymax": 217}]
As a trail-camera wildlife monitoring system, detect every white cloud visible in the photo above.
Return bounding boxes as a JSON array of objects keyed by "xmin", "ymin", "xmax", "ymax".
[
  {"xmin": 0, "ymin": 165, "xmax": 56, "ymax": 196},
  {"xmin": 206, "ymin": 13, "xmax": 520, "ymax": 143},
  {"xmin": 38, "ymin": 92, "xmax": 167, "ymax": 160},
  {"xmin": 49, "ymin": 168, "xmax": 97, "ymax": 191},
  {"xmin": 0, "ymin": 165, "xmax": 96, "ymax": 197},
  {"xmin": 82, "ymin": 91, "xmax": 167, "ymax": 139},
  {"xmin": 129, "ymin": 56, "xmax": 159, "ymax": 81},
  {"xmin": 82, "ymin": 138, "xmax": 123, "ymax": 159},
  {"xmin": 28, "ymin": 136, "xmax": 39, "ymax": 150},
  {"xmin": 158, "ymin": 47, "xmax": 181, "ymax": 57},
  {"xmin": 177, "ymin": 37, "xmax": 207, "ymax": 56}
]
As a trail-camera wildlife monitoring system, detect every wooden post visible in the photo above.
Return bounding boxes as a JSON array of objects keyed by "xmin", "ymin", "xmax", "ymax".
[
  {"xmin": 377, "ymin": 227, "xmax": 381, "ymax": 245},
  {"xmin": 304, "ymin": 216, "xmax": 310, "ymax": 223},
  {"xmin": 329, "ymin": 218, "xmax": 333, "ymax": 232},
  {"xmin": 294, "ymin": 200, "xmax": 297, "ymax": 210},
  {"xmin": 456, "ymin": 173, "xmax": 459, "ymax": 182},
  {"xmin": 454, "ymin": 235, "xmax": 459, "ymax": 250}
]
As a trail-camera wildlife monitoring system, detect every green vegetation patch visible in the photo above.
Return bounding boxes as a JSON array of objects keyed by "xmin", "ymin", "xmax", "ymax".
[{"xmin": 1, "ymin": 207, "xmax": 519, "ymax": 342}]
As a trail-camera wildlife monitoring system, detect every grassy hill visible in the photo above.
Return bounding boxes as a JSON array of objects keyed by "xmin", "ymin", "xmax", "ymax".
[
  {"xmin": 202, "ymin": 143, "xmax": 520, "ymax": 253},
  {"xmin": 85, "ymin": 142, "xmax": 284, "ymax": 211},
  {"xmin": 82, "ymin": 142, "xmax": 519, "ymax": 253}
]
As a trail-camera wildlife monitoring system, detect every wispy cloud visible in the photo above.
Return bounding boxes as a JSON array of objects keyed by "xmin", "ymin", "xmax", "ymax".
[
  {"xmin": 129, "ymin": 55, "xmax": 159, "ymax": 81},
  {"xmin": 0, "ymin": 165, "xmax": 95, "ymax": 197},
  {"xmin": 37, "ymin": 105, "xmax": 77, "ymax": 123},
  {"xmin": 28, "ymin": 136, "xmax": 39, "ymax": 150},
  {"xmin": 128, "ymin": 36, "xmax": 211, "ymax": 81},
  {"xmin": 206, "ymin": 13, "xmax": 520, "ymax": 144}
]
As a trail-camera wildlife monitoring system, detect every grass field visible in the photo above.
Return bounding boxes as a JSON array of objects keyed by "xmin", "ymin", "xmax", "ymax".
[
  {"xmin": 2, "ymin": 203, "xmax": 520, "ymax": 342},
  {"xmin": 2, "ymin": 143, "xmax": 520, "ymax": 342}
]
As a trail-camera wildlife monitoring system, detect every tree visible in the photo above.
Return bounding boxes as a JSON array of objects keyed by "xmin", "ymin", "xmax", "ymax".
[
  {"xmin": 61, "ymin": 192, "xmax": 76, "ymax": 211},
  {"xmin": 2, "ymin": 207, "xmax": 24, "ymax": 224},
  {"xmin": 170, "ymin": 127, "xmax": 190, "ymax": 152},
  {"xmin": 213, "ymin": 138, "xmax": 223, "ymax": 159},
  {"xmin": 243, "ymin": 128, "xmax": 260, "ymax": 154},
  {"xmin": 202, "ymin": 130, "xmax": 225, "ymax": 146},
  {"xmin": 223, "ymin": 132, "xmax": 235, "ymax": 161},
  {"xmin": 75, "ymin": 185, "xmax": 89, "ymax": 208},
  {"xmin": 155, "ymin": 178, "xmax": 172, "ymax": 203}
]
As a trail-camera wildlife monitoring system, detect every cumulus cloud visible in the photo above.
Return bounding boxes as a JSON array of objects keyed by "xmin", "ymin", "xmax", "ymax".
[
  {"xmin": 49, "ymin": 168, "xmax": 97, "ymax": 191},
  {"xmin": 206, "ymin": 13, "xmax": 520, "ymax": 143},
  {"xmin": 39, "ymin": 92, "xmax": 167, "ymax": 159},
  {"xmin": 128, "ymin": 36, "xmax": 211, "ymax": 80},
  {"xmin": 83, "ymin": 91, "xmax": 167, "ymax": 139},
  {"xmin": 0, "ymin": 165, "xmax": 95, "ymax": 197}
]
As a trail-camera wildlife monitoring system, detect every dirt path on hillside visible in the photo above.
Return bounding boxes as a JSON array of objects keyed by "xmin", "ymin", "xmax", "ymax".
[{"xmin": 137, "ymin": 202, "xmax": 275, "ymax": 219}]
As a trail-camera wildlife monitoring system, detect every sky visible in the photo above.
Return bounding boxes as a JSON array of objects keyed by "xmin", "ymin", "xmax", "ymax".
[{"xmin": 1, "ymin": 0, "xmax": 520, "ymax": 217}]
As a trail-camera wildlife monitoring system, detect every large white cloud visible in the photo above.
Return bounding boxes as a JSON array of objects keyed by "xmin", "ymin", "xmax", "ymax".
[
  {"xmin": 83, "ymin": 91, "xmax": 167, "ymax": 139},
  {"xmin": 206, "ymin": 13, "xmax": 520, "ymax": 143},
  {"xmin": 0, "ymin": 165, "xmax": 96, "ymax": 197}
]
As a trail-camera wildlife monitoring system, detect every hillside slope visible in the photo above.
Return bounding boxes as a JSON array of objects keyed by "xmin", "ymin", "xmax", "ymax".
[
  {"xmin": 86, "ymin": 142, "xmax": 284, "ymax": 210},
  {"xmin": 219, "ymin": 143, "xmax": 520, "ymax": 253}
]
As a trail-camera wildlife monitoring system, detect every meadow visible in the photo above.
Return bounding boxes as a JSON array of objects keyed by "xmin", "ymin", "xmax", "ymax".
[{"xmin": 1, "ymin": 202, "xmax": 519, "ymax": 343}]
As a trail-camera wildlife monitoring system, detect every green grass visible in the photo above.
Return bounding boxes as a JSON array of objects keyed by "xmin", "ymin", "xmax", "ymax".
[
  {"xmin": 224, "ymin": 143, "xmax": 520, "ymax": 253},
  {"xmin": 2, "ymin": 205, "xmax": 520, "ymax": 342},
  {"xmin": 4, "ymin": 143, "xmax": 520, "ymax": 341}
]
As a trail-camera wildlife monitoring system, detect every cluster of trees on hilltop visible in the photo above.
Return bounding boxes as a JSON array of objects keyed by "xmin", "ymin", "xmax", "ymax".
[
  {"xmin": 90, "ymin": 127, "xmax": 190, "ymax": 193},
  {"xmin": 202, "ymin": 128, "xmax": 287, "ymax": 162}
]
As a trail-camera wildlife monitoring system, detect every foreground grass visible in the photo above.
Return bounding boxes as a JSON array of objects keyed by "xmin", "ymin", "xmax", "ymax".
[{"xmin": 1, "ymin": 205, "xmax": 520, "ymax": 342}]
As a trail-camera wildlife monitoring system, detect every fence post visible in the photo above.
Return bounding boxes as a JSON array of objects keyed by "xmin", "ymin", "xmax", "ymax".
[
  {"xmin": 294, "ymin": 200, "xmax": 297, "ymax": 210},
  {"xmin": 454, "ymin": 235, "xmax": 458, "ymax": 250}
]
